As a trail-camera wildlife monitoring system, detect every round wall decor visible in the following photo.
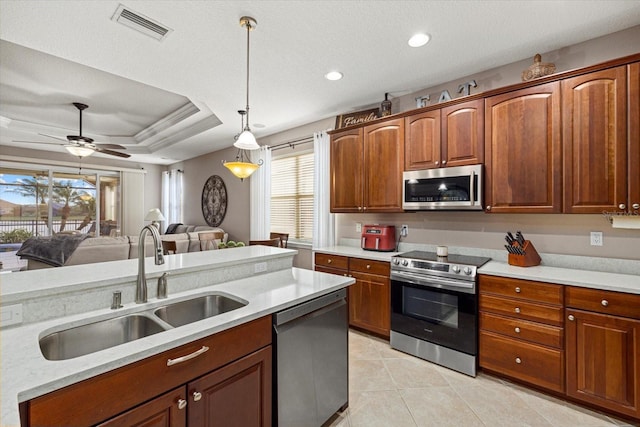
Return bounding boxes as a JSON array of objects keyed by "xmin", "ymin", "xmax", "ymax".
[{"xmin": 201, "ymin": 175, "xmax": 227, "ymax": 227}]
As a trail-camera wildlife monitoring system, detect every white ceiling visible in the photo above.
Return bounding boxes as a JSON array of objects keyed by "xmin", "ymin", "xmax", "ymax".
[{"xmin": 1, "ymin": 0, "xmax": 639, "ymax": 165}]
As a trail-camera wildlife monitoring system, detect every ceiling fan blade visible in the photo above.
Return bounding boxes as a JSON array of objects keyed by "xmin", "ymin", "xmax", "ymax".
[
  {"xmin": 13, "ymin": 140, "xmax": 63, "ymax": 146},
  {"xmin": 38, "ymin": 133, "xmax": 69, "ymax": 142},
  {"xmin": 94, "ymin": 143, "xmax": 126, "ymax": 150},
  {"xmin": 95, "ymin": 148, "xmax": 131, "ymax": 158}
]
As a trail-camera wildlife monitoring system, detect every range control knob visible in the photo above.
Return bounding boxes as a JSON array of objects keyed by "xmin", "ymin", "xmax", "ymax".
[
  {"xmin": 451, "ymin": 265, "xmax": 460, "ymax": 273},
  {"xmin": 392, "ymin": 258, "xmax": 400, "ymax": 265},
  {"xmin": 464, "ymin": 267, "xmax": 472, "ymax": 275},
  {"xmin": 402, "ymin": 259, "xmax": 409, "ymax": 266}
]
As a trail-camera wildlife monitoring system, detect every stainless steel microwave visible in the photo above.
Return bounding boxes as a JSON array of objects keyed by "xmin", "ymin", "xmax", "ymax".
[{"xmin": 402, "ymin": 164, "xmax": 483, "ymax": 210}]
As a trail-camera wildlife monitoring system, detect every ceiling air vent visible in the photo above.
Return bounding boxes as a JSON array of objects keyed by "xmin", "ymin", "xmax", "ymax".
[{"xmin": 111, "ymin": 4, "xmax": 173, "ymax": 41}]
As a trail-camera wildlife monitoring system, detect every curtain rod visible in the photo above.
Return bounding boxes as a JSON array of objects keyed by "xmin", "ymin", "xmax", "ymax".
[{"xmin": 269, "ymin": 135, "xmax": 314, "ymax": 152}]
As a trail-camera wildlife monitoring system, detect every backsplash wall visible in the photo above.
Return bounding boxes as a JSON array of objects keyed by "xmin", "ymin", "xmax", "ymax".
[{"xmin": 336, "ymin": 212, "xmax": 640, "ymax": 261}]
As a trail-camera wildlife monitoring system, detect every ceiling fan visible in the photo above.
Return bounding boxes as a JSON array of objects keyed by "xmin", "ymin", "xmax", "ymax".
[{"xmin": 16, "ymin": 102, "xmax": 130, "ymax": 159}]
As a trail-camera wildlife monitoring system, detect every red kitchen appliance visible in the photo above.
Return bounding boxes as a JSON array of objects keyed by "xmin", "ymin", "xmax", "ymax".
[{"xmin": 361, "ymin": 225, "xmax": 396, "ymax": 252}]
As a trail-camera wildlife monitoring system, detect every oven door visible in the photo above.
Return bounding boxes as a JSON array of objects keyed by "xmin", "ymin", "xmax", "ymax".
[{"xmin": 390, "ymin": 271, "xmax": 477, "ymax": 356}]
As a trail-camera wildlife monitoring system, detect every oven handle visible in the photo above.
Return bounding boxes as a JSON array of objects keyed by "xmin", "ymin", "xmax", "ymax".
[
  {"xmin": 469, "ymin": 170, "xmax": 475, "ymax": 206},
  {"xmin": 390, "ymin": 270, "xmax": 476, "ymax": 294}
]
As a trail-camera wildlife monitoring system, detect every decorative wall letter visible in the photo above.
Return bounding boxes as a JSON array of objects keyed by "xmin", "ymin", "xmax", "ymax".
[
  {"xmin": 458, "ymin": 80, "xmax": 478, "ymax": 96},
  {"xmin": 438, "ymin": 90, "xmax": 452, "ymax": 103}
]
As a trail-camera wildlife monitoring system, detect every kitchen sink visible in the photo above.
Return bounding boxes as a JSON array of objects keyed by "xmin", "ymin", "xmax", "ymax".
[
  {"xmin": 39, "ymin": 314, "xmax": 167, "ymax": 361},
  {"xmin": 154, "ymin": 294, "xmax": 247, "ymax": 327}
]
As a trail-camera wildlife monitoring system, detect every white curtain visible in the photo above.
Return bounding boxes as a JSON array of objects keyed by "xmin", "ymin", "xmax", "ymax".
[
  {"xmin": 249, "ymin": 146, "xmax": 272, "ymax": 240},
  {"xmin": 162, "ymin": 169, "xmax": 183, "ymax": 227},
  {"xmin": 313, "ymin": 130, "xmax": 335, "ymax": 248}
]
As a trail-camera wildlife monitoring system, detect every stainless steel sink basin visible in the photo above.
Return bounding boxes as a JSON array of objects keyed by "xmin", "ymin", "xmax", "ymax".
[
  {"xmin": 39, "ymin": 314, "xmax": 166, "ymax": 361},
  {"xmin": 154, "ymin": 294, "xmax": 247, "ymax": 327}
]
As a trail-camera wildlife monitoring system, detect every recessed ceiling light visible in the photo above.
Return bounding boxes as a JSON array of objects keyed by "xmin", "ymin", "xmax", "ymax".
[
  {"xmin": 325, "ymin": 71, "xmax": 343, "ymax": 81},
  {"xmin": 408, "ymin": 33, "xmax": 431, "ymax": 48},
  {"xmin": 253, "ymin": 123, "xmax": 266, "ymax": 129}
]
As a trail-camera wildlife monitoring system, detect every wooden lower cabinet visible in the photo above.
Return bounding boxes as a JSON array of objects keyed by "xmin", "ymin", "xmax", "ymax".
[
  {"xmin": 25, "ymin": 317, "xmax": 272, "ymax": 427},
  {"xmin": 315, "ymin": 253, "xmax": 390, "ymax": 338},
  {"xmin": 566, "ymin": 286, "xmax": 640, "ymax": 420}
]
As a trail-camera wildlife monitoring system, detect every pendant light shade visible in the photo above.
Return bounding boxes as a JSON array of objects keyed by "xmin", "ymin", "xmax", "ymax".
[
  {"xmin": 65, "ymin": 144, "xmax": 95, "ymax": 158},
  {"xmin": 224, "ymin": 160, "xmax": 260, "ymax": 180},
  {"xmin": 234, "ymin": 129, "xmax": 259, "ymax": 150}
]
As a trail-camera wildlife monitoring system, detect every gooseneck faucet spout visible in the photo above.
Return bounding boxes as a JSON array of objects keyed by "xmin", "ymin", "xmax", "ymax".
[{"xmin": 136, "ymin": 225, "xmax": 165, "ymax": 303}]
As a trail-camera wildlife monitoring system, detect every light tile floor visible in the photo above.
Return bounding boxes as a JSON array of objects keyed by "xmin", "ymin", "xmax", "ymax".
[{"xmin": 326, "ymin": 330, "xmax": 639, "ymax": 427}]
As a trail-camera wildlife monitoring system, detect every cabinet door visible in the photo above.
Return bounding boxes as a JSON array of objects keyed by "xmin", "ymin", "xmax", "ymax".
[
  {"xmin": 405, "ymin": 110, "xmax": 441, "ymax": 170},
  {"xmin": 484, "ymin": 82, "xmax": 562, "ymax": 213},
  {"xmin": 97, "ymin": 388, "xmax": 187, "ymax": 427},
  {"xmin": 348, "ymin": 271, "xmax": 390, "ymax": 338},
  {"xmin": 563, "ymin": 67, "xmax": 628, "ymax": 213},
  {"xmin": 363, "ymin": 119, "xmax": 405, "ymax": 212},
  {"xmin": 188, "ymin": 346, "xmax": 272, "ymax": 427},
  {"xmin": 566, "ymin": 309, "xmax": 640, "ymax": 419},
  {"xmin": 629, "ymin": 62, "xmax": 640, "ymax": 212},
  {"xmin": 442, "ymin": 99, "xmax": 484, "ymax": 167},
  {"xmin": 330, "ymin": 128, "xmax": 363, "ymax": 212}
]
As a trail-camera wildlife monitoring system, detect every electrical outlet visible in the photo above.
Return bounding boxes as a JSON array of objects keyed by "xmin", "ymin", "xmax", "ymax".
[
  {"xmin": 590, "ymin": 231, "xmax": 603, "ymax": 246},
  {"xmin": 254, "ymin": 262, "xmax": 267, "ymax": 273},
  {"xmin": 401, "ymin": 224, "xmax": 408, "ymax": 237},
  {"xmin": 356, "ymin": 223, "xmax": 362, "ymax": 232}
]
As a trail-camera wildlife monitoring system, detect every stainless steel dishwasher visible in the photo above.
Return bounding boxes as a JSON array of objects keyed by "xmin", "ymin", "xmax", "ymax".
[{"xmin": 273, "ymin": 288, "xmax": 348, "ymax": 427}]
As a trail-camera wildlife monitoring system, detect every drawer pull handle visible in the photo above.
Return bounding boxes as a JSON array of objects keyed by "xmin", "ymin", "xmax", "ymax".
[
  {"xmin": 193, "ymin": 391, "xmax": 202, "ymax": 402},
  {"xmin": 515, "ymin": 357, "xmax": 522, "ymax": 364},
  {"xmin": 178, "ymin": 399, "xmax": 187, "ymax": 410},
  {"xmin": 515, "ymin": 287, "xmax": 521, "ymax": 293},
  {"xmin": 601, "ymin": 300, "xmax": 608, "ymax": 307},
  {"xmin": 327, "ymin": 259, "xmax": 332, "ymax": 264},
  {"xmin": 167, "ymin": 346, "xmax": 209, "ymax": 366},
  {"xmin": 514, "ymin": 327, "xmax": 521, "ymax": 333},
  {"xmin": 568, "ymin": 314, "xmax": 575, "ymax": 321},
  {"xmin": 514, "ymin": 307, "xmax": 521, "ymax": 314}
]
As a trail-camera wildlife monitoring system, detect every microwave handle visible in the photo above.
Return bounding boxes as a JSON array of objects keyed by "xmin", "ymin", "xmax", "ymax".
[{"xmin": 469, "ymin": 170, "xmax": 475, "ymax": 206}]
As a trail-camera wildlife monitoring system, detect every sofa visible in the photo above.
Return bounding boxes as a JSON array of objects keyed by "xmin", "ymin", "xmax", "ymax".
[{"xmin": 23, "ymin": 225, "xmax": 227, "ymax": 270}]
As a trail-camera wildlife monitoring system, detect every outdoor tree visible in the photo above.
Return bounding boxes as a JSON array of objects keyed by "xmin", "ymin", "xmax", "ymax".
[
  {"xmin": 52, "ymin": 181, "xmax": 84, "ymax": 232},
  {"xmin": 76, "ymin": 193, "xmax": 96, "ymax": 232}
]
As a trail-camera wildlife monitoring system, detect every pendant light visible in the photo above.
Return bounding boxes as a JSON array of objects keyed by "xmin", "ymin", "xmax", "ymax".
[
  {"xmin": 234, "ymin": 16, "xmax": 259, "ymax": 150},
  {"xmin": 224, "ymin": 110, "xmax": 263, "ymax": 181}
]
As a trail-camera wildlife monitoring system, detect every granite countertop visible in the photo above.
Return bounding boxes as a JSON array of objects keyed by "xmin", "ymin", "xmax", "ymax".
[
  {"xmin": 0, "ymin": 250, "xmax": 354, "ymax": 426},
  {"xmin": 314, "ymin": 245, "xmax": 640, "ymax": 294}
]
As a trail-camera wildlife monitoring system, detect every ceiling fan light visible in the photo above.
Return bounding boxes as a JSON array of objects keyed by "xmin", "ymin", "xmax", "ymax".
[
  {"xmin": 65, "ymin": 144, "xmax": 95, "ymax": 158},
  {"xmin": 233, "ymin": 130, "xmax": 260, "ymax": 150}
]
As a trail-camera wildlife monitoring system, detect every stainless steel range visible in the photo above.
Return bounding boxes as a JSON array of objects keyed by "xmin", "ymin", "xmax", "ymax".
[{"xmin": 390, "ymin": 251, "xmax": 490, "ymax": 377}]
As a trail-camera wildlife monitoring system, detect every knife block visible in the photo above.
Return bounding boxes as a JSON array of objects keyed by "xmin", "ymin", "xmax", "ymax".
[{"xmin": 508, "ymin": 240, "xmax": 541, "ymax": 267}]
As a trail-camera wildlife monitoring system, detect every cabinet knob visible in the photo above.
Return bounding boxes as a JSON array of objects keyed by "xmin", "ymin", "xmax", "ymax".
[
  {"xmin": 442, "ymin": 160, "xmax": 447, "ymax": 165},
  {"xmin": 327, "ymin": 259, "xmax": 332, "ymax": 264},
  {"xmin": 358, "ymin": 206, "xmax": 362, "ymax": 211},
  {"xmin": 435, "ymin": 161, "xmax": 440, "ymax": 165},
  {"xmin": 485, "ymin": 205, "xmax": 492, "ymax": 212},
  {"xmin": 514, "ymin": 327, "xmax": 521, "ymax": 333},
  {"xmin": 568, "ymin": 314, "xmax": 575, "ymax": 321},
  {"xmin": 619, "ymin": 203, "xmax": 626, "ymax": 210},
  {"xmin": 601, "ymin": 299, "xmax": 609, "ymax": 307},
  {"xmin": 515, "ymin": 287, "xmax": 521, "ymax": 293},
  {"xmin": 515, "ymin": 357, "xmax": 522, "ymax": 364},
  {"xmin": 363, "ymin": 206, "xmax": 367, "ymax": 211},
  {"xmin": 632, "ymin": 203, "xmax": 640, "ymax": 210},
  {"xmin": 178, "ymin": 399, "xmax": 187, "ymax": 410},
  {"xmin": 514, "ymin": 307, "xmax": 521, "ymax": 314},
  {"xmin": 366, "ymin": 264, "xmax": 371, "ymax": 269},
  {"xmin": 193, "ymin": 391, "xmax": 202, "ymax": 402}
]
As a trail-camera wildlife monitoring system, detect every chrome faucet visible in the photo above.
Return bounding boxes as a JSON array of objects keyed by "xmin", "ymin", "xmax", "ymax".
[{"xmin": 136, "ymin": 225, "xmax": 165, "ymax": 303}]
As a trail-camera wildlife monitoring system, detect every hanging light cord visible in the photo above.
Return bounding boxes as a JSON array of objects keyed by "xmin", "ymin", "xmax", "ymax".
[{"xmin": 244, "ymin": 19, "xmax": 252, "ymax": 132}]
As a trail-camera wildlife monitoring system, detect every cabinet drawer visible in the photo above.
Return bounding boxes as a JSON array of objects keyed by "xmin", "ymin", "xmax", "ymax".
[
  {"xmin": 28, "ymin": 316, "xmax": 272, "ymax": 427},
  {"xmin": 315, "ymin": 265, "xmax": 348, "ymax": 276},
  {"xmin": 480, "ymin": 294, "xmax": 563, "ymax": 326},
  {"xmin": 566, "ymin": 286, "xmax": 640, "ymax": 319},
  {"xmin": 314, "ymin": 253, "xmax": 349, "ymax": 270},
  {"xmin": 480, "ymin": 331, "xmax": 564, "ymax": 393},
  {"xmin": 349, "ymin": 257, "xmax": 390, "ymax": 276},
  {"xmin": 479, "ymin": 275, "xmax": 563, "ymax": 305},
  {"xmin": 480, "ymin": 312, "xmax": 563, "ymax": 349}
]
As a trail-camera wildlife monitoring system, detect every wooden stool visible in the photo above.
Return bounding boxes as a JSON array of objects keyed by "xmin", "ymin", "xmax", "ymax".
[
  {"xmin": 199, "ymin": 231, "xmax": 224, "ymax": 251},
  {"xmin": 162, "ymin": 240, "xmax": 177, "ymax": 255},
  {"xmin": 249, "ymin": 237, "xmax": 281, "ymax": 247}
]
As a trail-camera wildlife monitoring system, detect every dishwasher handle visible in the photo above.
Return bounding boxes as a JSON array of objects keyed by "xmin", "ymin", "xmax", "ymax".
[{"xmin": 274, "ymin": 288, "xmax": 347, "ymax": 327}]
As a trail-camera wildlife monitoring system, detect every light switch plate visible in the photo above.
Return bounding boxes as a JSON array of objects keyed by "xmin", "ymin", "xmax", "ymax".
[
  {"xmin": 590, "ymin": 231, "xmax": 603, "ymax": 246},
  {"xmin": 356, "ymin": 223, "xmax": 362, "ymax": 232}
]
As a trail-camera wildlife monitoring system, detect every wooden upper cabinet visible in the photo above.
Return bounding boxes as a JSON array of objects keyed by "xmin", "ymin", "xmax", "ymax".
[
  {"xmin": 441, "ymin": 99, "xmax": 484, "ymax": 168},
  {"xmin": 404, "ymin": 99, "xmax": 483, "ymax": 170},
  {"xmin": 484, "ymin": 82, "xmax": 562, "ymax": 213},
  {"xmin": 405, "ymin": 110, "xmax": 441, "ymax": 170},
  {"xmin": 628, "ymin": 62, "xmax": 640, "ymax": 213},
  {"xmin": 562, "ymin": 66, "xmax": 628, "ymax": 213},
  {"xmin": 330, "ymin": 128, "xmax": 364, "ymax": 212},
  {"xmin": 363, "ymin": 118, "xmax": 404, "ymax": 211}
]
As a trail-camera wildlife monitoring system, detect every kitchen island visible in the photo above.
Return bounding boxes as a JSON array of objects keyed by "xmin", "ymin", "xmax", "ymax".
[{"xmin": 0, "ymin": 246, "xmax": 354, "ymax": 426}]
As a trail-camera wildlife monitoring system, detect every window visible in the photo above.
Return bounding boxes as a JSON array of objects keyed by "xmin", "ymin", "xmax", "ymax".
[{"xmin": 270, "ymin": 152, "xmax": 314, "ymax": 242}]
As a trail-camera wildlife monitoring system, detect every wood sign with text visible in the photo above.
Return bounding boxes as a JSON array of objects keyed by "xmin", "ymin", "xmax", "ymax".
[{"xmin": 335, "ymin": 108, "xmax": 380, "ymax": 129}]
